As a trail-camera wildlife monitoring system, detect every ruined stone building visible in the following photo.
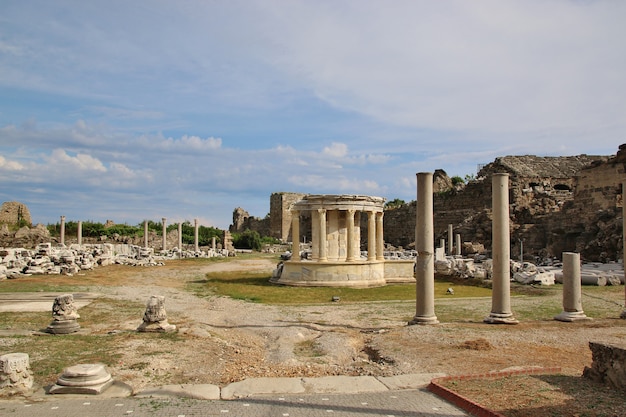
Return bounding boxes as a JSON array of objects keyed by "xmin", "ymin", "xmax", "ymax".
[{"xmin": 232, "ymin": 145, "xmax": 626, "ymax": 262}]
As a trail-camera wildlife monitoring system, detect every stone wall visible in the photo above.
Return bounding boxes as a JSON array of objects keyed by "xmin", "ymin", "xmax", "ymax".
[
  {"xmin": 0, "ymin": 202, "xmax": 32, "ymax": 227},
  {"xmin": 269, "ymin": 192, "xmax": 306, "ymax": 242}
]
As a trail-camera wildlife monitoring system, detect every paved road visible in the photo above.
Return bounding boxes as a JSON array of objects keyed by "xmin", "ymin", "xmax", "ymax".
[{"xmin": 1, "ymin": 390, "xmax": 468, "ymax": 417}]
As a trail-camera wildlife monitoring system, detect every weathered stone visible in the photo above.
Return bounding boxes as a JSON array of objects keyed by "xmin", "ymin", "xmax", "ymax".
[
  {"xmin": 583, "ymin": 342, "xmax": 626, "ymax": 392},
  {"xmin": 49, "ymin": 363, "xmax": 113, "ymax": 395},
  {"xmin": 46, "ymin": 294, "xmax": 80, "ymax": 334},
  {"xmin": 137, "ymin": 295, "xmax": 176, "ymax": 332},
  {"xmin": 0, "ymin": 352, "xmax": 33, "ymax": 394}
]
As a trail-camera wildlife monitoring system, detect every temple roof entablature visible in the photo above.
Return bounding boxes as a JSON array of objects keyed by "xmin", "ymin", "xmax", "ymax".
[{"xmin": 291, "ymin": 194, "xmax": 385, "ymax": 213}]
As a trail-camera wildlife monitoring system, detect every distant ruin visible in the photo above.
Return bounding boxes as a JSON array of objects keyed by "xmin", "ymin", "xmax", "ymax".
[{"xmin": 232, "ymin": 145, "xmax": 626, "ymax": 262}]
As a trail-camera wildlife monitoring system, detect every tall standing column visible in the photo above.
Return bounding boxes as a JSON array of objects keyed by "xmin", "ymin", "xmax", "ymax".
[
  {"xmin": 376, "ymin": 212, "xmax": 384, "ymax": 261},
  {"xmin": 448, "ymin": 224, "xmax": 453, "ymax": 255},
  {"xmin": 144, "ymin": 220, "xmax": 149, "ymax": 248},
  {"xmin": 60, "ymin": 216, "xmax": 66, "ymax": 246},
  {"xmin": 291, "ymin": 210, "xmax": 300, "ymax": 260},
  {"xmin": 485, "ymin": 173, "xmax": 518, "ymax": 324},
  {"xmin": 367, "ymin": 211, "xmax": 376, "ymax": 261},
  {"xmin": 455, "ymin": 233, "xmax": 461, "ymax": 257},
  {"xmin": 318, "ymin": 209, "xmax": 327, "ymax": 262},
  {"xmin": 346, "ymin": 209, "xmax": 356, "ymax": 262},
  {"xmin": 161, "ymin": 218, "xmax": 167, "ymax": 252},
  {"xmin": 410, "ymin": 172, "xmax": 439, "ymax": 325},
  {"xmin": 194, "ymin": 219, "xmax": 199, "ymax": 252},
  {"xmin": 555, "ymin": 252, "xmax": 589, "ymax": 322},
  {"xmin": 211, "ymin": 236, "xmax": 216, "ymax": 252},
  {"xmin": 77, "ymin": 220, "xmax": 82, "ymax": 246},
  {"xmin": 620, "ymin": 181, "xmax": 626, "ymax": 319},
  {"xmin": 178, "ymin": 223, "xmax": 183, "ymax": 250}
]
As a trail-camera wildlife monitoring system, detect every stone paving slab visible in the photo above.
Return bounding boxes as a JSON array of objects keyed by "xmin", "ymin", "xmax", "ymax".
[
  {"xmin": 376, "ymin": 373, "xmax": 446, "ymax": 390},
  {"xmin": 135, "ymin": 383, "xmax": 220, "ymax": 400},
  {"xmin": 220, "ymin": 376, "xmax": 306, "ymax": 399},
  {"xmin": 302, "ymin": 375, "xmax": 388, "ymax": 393},
  {"xmin": 0, "ymin": 389, "xmax": 469, "ymax": 417},
  {"xmin": 0, "ymin": 292, "xmax": 100, "ymax": 312}
]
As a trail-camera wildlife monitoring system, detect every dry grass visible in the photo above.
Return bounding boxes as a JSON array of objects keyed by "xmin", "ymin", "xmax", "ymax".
[{"xmin": 440, "ymin": 373, "xmax": 626, "ymax": 417}]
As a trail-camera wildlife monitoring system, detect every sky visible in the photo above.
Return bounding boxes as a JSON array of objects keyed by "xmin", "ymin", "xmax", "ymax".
[{"xmin": 1, "ymin": 0, "xmax": 624, "ymax": 230}]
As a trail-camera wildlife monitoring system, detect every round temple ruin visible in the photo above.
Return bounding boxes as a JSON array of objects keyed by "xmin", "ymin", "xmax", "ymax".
[{"xmin": 272, "ymin": 194, "xmax": 389, "ymax": 287}]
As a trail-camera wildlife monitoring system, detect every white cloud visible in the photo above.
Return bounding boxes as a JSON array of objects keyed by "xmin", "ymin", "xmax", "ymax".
[
  {"xmin": 322, "ymin": 142, "xmax": 348, "ymax": 158},
  {"xmin": 47, "ymin": 149, "xmax": 107, "ymax": 172},
  {"xmin": 0, "ymin": 155, "xmax": 25, "ymax": 171}
]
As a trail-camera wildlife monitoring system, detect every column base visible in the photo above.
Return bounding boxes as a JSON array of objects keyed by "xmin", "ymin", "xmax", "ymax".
[
  {"xmin": 554, "ymin": 311, "xmax": 591, "ymax": 322},
  {"xmin": 484, "ymin": 312, "xmax": 518, "ymax": 325},
  {"xmin": 408, "ymin": 315, "xmax": 439, "ymax": 325}
]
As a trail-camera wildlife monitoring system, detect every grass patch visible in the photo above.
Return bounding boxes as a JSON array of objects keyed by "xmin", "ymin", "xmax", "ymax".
[{"xmin": 189, "ymin": 270, "xmax": 493, "ymax": 304}]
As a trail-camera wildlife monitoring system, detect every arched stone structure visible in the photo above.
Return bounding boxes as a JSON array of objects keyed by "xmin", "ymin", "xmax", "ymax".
[{"xmin": 273, "ymin": 194, "xmax": 387, "ymax": 287}]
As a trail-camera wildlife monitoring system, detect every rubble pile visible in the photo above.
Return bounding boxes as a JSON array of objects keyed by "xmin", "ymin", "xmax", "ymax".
[{"xmin": 0, "ymin": 243, "xmax": 164, "ymax": 279}]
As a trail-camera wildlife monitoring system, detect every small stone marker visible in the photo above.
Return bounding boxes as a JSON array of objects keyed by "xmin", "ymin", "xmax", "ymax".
[
  {"xmin": 46, "ymin": 293, "xmax": 80, "ymax": 334},
  {"xmin": 0, "ymin": 352, "xmax": 34, "ymax": 394},
  {"xmin": 137, "ymin": 295, "xmax": 176, "ymax": 332},
  {"xmin": 49, "ymin": 363, "xmax": 113, "ymax": 395}
]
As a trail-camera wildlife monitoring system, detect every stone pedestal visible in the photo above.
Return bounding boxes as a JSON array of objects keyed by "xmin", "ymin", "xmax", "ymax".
[
  {"xmin": 0, "ymin": 353, "xmax": 33, "ymax": 394},
  {"xmin": 137, "ymin": 295, "xmax": 176, "ymax": 332},
  {"xmin": 46, "ymin": 294, "xmax": 80, "ymax": 334},
  {"xmin": 49, "ymin": 363, "xmax": 113, "ymax": 395},
  {"xmin": 555, "ymin": 252, "xmax": 590, "ymax": 322}
]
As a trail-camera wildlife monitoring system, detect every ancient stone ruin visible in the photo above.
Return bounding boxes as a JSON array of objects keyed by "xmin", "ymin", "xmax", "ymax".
[
  {"xmin": 137, "ymin": 295, "xmax": 176, "ymax": 332},
  {"xmin": 236, "ymin": 145, "xmax": 626, "ymax": 264},
  {"xmin": 0, "ymin": 352, "xmax": 33, "ymax": 395},
  {"xmin": 49, "ymin": 363, "xmax": 114, "ymax": 395},
  {"xmin": 45, "ymin": 293, "xmax": 81, "ymax": 334}
]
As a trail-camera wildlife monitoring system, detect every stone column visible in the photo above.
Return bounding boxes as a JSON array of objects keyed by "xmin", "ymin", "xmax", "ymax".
[
  {"xmin": 194, "ymin": 219, "xmax": 199, "ymax": 252},
  {"xmin": 376, "ymin": 211, "xmax": 384, "ymax": 261},
  {"xmin": 0, "ymin": 353, "xmax": 33, "ymax": 393},
  {"xmin": 291, "ymin": 210, "xmax": 300, "ymax": 260},
  {"xmin": 178, "ymin": 222, "xmax": 183, "ymax": 250},
  {"xmin": 60, "ymin": 215, "xmax": 66, "ymax": 246},
  {"xmin": 77, "ymin": 220, "xmax": 82, "ymax": 246},
  {"xmin": 162, "ymin": 218, "xmax": 167, "ymax": 251},
  {"xmin": 440, "ymin": 239, "xmax": 446, "ymax": 250},
  {"xmin": 485, "ymin": 173, "xmax": 518, "ymax": 324},
  {"xmin": 367, "ymin": 211, "xmax": 376, "ymax": 261},
  {"xmin": 555, "ymin": 252, "xmax": 590, "ymax": 322},
  {"xmin": 346, "ymin": 209, "xmax": 356, "ymax": 262},
  {"xmin": 410, "ymin": 172, "xmax": 439, "ymax": 325},
  {"xmin": 455, "ymin": 233, "xmax": 461, "ymax": 256},
  {"xmin": 212, "ymin": 236, "xmax": 216, "ymax": 252},
  {"xmin": 621, "ymin": 181, "xmax": 626, "ymax": 319},
  {"xmin": 144, "ymin": 220, "xmax": 149, "ymax": 249},
  {"xmin": 448, "ymin": 224, "xmax": 453, "ymax": 255},
  {"xmin": 318, "ymin": 209, "xmax": 327, "ymax": 262}
]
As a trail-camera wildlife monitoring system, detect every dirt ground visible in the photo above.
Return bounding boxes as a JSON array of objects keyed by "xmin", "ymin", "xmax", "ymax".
[{"xmin": 3, "ymin": 257, "xmax": 626, "ymax": 415}]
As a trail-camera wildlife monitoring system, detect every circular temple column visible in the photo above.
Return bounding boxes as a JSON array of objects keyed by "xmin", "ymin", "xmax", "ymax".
[
  {"xmin": 291, "ymin": 210, "xmax": 300, "ymax": 259},
  {"xmin": 410, "ymin": 172, "xmax": 439, "ymax": 325},
  {"xmin": 318, "ymin": 209, "xmax": 327, "ymax": 262},
  {"xmin": 376, "ymin": 212, "xmax": 384, "ymax": 261},
  {"xmin": 346, "ymin": 209, "xmax": 356, "ymax": 262},
  {"xmin": 144, "ymin": 220, "xmax": 149, "ymax": 249},
  {"xmin": 485, "ymin": 173, "xmax": 518, "ymax": 324},
  {"xmin": 367, "ymin": 211, "xmax": 376, "ymax": 261},
  {"xmin": 194, "ymin": 219, "xmax": 199, "ymax": 252}
]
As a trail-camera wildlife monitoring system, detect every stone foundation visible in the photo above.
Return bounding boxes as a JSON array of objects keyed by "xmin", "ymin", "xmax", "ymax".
[{"xmin": 583, "ymin": 341, "xmax": 626, "ymax": 392}]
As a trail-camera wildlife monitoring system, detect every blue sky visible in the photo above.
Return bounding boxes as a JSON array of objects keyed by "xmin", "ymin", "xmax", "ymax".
[{"xmin": 1, "ymin": 1, "xmax": 624, "ymax": 229}]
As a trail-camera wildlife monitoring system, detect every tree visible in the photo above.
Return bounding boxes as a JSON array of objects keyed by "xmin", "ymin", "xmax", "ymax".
[{"xmin": 384, "ymin": 198, "xmax": 406, "ymax": 210}]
